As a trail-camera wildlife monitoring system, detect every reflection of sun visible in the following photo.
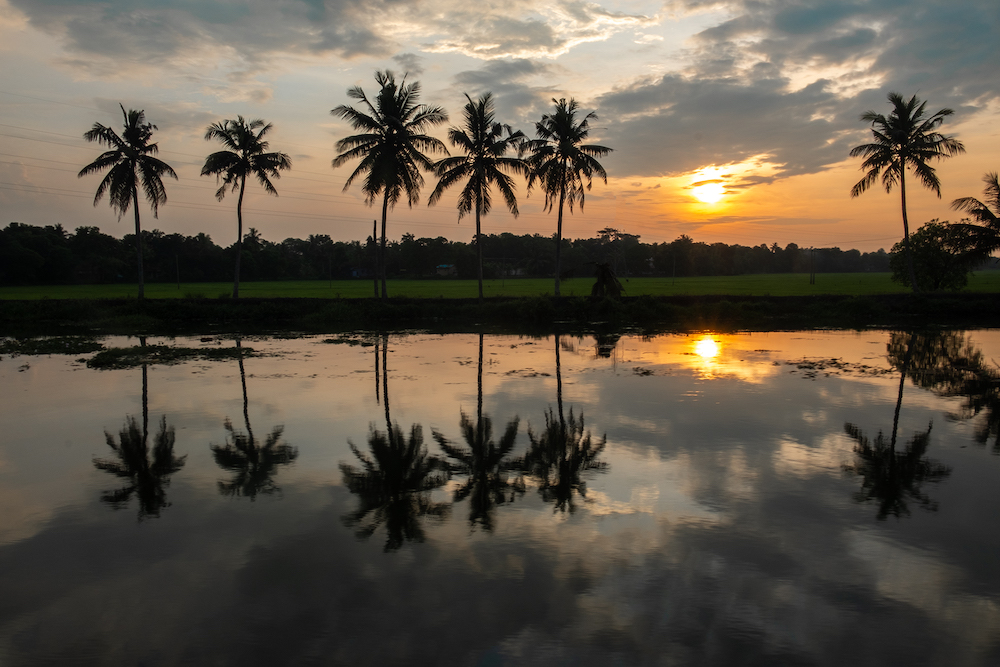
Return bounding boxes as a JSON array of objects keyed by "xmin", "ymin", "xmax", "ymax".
[
  {"xmin": 694, "ymin": 336, "xmax": 719, "ymax": 359},
  {"xmin": 691, "ymin": 182, "xmax": 725, "ymax": 204}
]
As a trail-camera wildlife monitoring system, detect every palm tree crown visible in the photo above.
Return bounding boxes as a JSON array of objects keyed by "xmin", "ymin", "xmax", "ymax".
[
  {"xmin": 202, "ymin": 116, "xmax": 291, "ymax": 298},
  {"xmin": 951, "ymin": 171, "xmax": 1000, "ymax": 256},
  {"xmin": 78, "ymin": 104, "xmax": 177, "ymax": 299},
  {"xmin": 429, "ymin": 92, "xmax": 528, "ymax": 300},
  {"xmin": 850, "ymin": 92, "xmax": 965, "ymax": 292},
  {"xmin": 526, "ymin": 98, "xmax": 611, "ymax": 296},
  {"xmin": 331, "ymin": 70, "xmax": 448, "ymax": 298}
]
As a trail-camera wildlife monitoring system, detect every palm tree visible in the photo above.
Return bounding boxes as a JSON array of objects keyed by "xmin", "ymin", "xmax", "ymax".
[
  {"xmin": 428, "ymin": 93, "xmax": 528, "ymax": 302},
  {"xmin": 951, "ymin": 171, "xmax": 1000, "ymax": 258},
  {"xmin": 78, "ymin": 104, "xmax": 177, "ymax": 299},
  {"xmin": 526, "ymin": 98, "xmax": 611, "ymax": 296},
  {"xmin": 201, "ymin": 117, "xmax": 291, "ymax": 299},
  {"xmin": 850, "ymin": 92, "xmax": 965, "ymax": 292},
  {"xmin": 331, "ymin": 70, "xmax": 448, "ymax": 298}
]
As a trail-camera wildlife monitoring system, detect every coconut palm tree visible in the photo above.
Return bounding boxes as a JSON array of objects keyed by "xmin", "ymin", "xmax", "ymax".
[
  {"xmin": 525, "ymin": 98, "xmax": 611, "ymax": 296},
  {"xmin": 201, "ymin": 117, "xmax": 291, "ymax": 298},
  {"xmin": 428, "ymin": 93, "xmax": 528, "ymax": 302},
  {"xmin": 78, "ymin": 104, "xmax": 177, "ymax": 299},
  {"xmin": 951, "ymin": 171, "xmax": 1000, "ymax": 257},
  {"xmin": 331, "ymin": 70, "xmax": 448, "ymax": 298},
  {"xmin": 850, "ymin": 92, "xmax": 965, "ymax": 292}
]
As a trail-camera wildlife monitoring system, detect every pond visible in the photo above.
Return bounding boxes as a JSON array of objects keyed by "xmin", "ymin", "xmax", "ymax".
[{"xmin": 1, "ymin": 329, "xmax": 1000, "ymax": 666}]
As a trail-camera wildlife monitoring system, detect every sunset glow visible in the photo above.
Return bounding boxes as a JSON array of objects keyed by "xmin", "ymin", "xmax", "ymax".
[{"xmin": 0, "ymin": 0, "xmax": 995, "ymax": 252}]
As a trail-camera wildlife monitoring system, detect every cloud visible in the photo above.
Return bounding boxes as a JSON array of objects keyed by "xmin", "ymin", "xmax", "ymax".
[
  {"xmin": 418, "ymin": 1, "xmax": 656, "ymax": 59},
  {"xmin": 8, "ymin": 0, "xmax": 392, "ymax": 70},
  {"xmin": 392, "ymin": 52, "xmax": 425, "ymax": 76},
  {"xmin": 451, "ymin": 59, "xmax": 560, "ymax": 123},
  {"xmin": 594, "ymin": 0, "xmax": 999, "ymax": 181}
]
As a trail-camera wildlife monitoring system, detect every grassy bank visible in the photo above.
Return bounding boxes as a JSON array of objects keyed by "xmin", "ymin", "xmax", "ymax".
[
  {"xmin": 11, "ymin": 271, "xmax": 1000, "ymax": 300},
  {"xmin": 3, "ymin": 292, "xmax": 1000, "ymax": 337}
]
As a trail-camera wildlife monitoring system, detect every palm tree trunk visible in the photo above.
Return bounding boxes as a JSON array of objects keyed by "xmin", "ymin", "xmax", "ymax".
[
  {"xmin": 233, "ymin": 175, "xmax": 246, "ymax": 299},
  {"xmin": 380, "ymin": 192, "xmax": 389, "ymax": 300},
  {"xmin": 237, "ymin": 339, "xmax": 254, "ymax": 444},
  {"xmin": 891, "ymin": 333, "xmax": 915, "ymax": 451},
  {"xmin": 476, "ymin": 202, "xmax": 484, "ymax": 303},
  {"xmin": 899, "ymin": 171, "xmax": 920, "ymax": 293},
  {"xmin": 132, "ymin": 190, "xmax": 144, "ymax": 300},
  {"xmin": 372, "ymin": 219, "xmax": 379, "ymax": 298},
  {"xmin": 555, "ymin": 334, "xmax": 564, "ymax": 426},
  {"xmin": 477, "ymin": 333, "xmax": 484, "ymax": 437},
  {"xmin": 554, "ymin": 177, "xmax": 567, "ymax": 297},
  {"xmin": 382, "ymin": 334, "xmax": 390, "ymax": 432}
]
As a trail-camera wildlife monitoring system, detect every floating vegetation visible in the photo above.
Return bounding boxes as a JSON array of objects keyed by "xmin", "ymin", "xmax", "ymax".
[
  {"xmin": 0, "ymin": 336, "xmax": 105, "ymax": 357},
  {"xmin": 632, "ymin": 366, "xmax": 655, "ymax": 376},
  {"xmin": 87, "ymin": 345, "xmax": 256, "ymax": 370},
  {"xmin": 786, "ymin": 357, "xmax": 892, "ymax": 379}
]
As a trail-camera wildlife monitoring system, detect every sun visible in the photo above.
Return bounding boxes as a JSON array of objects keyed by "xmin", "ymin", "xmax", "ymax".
[
  {"xmin": 691, "ymin": 182, "xmax": 725, "ymax": 204},
  {"xmin": 694, "ymin": 336, "xmax": 719, "ymax": 359}
]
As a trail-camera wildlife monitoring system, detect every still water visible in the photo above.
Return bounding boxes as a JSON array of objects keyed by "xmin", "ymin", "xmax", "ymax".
[{"xmin": 2, "ymin": 330, "xmax": 1000, "ymax": 666}]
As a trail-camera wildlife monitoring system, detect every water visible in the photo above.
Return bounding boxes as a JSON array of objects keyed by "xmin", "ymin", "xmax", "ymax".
[{"xmin": 2, "ymin": 330, "xmax": 1000, "ymax": 666}]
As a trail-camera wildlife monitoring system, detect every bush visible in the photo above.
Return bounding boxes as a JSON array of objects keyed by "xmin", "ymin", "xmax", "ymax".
[{"xmin": 890, "ymin": 221, "xmax": 975, "ymax": 291}]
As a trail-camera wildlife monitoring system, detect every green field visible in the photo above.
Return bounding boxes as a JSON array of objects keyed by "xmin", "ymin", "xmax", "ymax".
[{"xmin": 3, "ymin": 272, "xmax": 1000, "ymax": 300}]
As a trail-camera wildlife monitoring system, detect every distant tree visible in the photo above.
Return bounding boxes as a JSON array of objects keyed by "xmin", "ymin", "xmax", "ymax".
[
  {"xmin": 889, "ymin": 220, "xmax": 976, "ymax": 291},
  {"xmin": 850, "ymin": 92, "xmax": 965, "ymax": 292},
  {"xmin": 951, "ymin": 171, "xmax": 1000, "ymax": 259},
  {"xmin": 429, "ymin": 93, "xmax": 528, "ymax": 302},
  {"xmin": 201, "ymin": 117, "xmax": 291, "ymax": 298},
  {"xmin": 526, "ymin": 98, "xmax": 611, "ymax": 296},
  {"xmin": 79, "ymin": 105, "xmax": 177, "ymax": 299},
  {"xmin": 332, "ymin": 70, "xmax": 448, "ymax": 298}
]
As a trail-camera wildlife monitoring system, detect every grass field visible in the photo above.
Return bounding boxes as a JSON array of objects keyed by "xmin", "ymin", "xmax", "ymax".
[{"xmin": 3, "ymin": 272, "xmax": 1000, "ymax": 300}]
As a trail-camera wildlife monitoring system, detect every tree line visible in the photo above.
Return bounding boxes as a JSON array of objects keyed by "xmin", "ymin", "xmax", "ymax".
[
  {"xmin": 22, "ymin": 82, "xmax": 1000, "ymax": 295},
  {"xmin": 1, "ymin": 221, "xmax": 902, "ymax": 286}
]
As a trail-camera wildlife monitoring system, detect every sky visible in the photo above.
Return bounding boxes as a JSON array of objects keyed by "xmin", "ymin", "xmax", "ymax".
[{"xmin": 0, "ymin": 0, "xmax": 997, "ymax": 252}]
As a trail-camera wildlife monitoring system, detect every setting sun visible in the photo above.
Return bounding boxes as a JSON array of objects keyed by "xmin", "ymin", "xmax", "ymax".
[{"xmin": 691, "ymin": 182, "xmax": 726, "ymax": 204}]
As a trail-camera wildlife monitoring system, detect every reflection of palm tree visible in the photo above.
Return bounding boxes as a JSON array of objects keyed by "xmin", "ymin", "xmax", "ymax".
[
  {"xmin": 843, "ymin": 422, "xmax": 951, "ymax": 520},
  {"xmin": 341, "ymin": 334, "xmax": 449, "ymax": 550},
  {"xmin": 843, "ymin": 332, "xmax": 951, "ymax": 519},
  {"xmin": 523, "ymin": 334, "xmax": 607, "ymax": 512},
  {"xmin": 889, "ymin": 330, "xmax": 1000, "ymax": 452},
  {"xmin": 95, "ymin": 339, "xmax": 185, "ymax": 519},
  {"xmin": 210, "ymin": 340, "xmax": 298, "ymax": 499},
  {"xmin": 96, "ymin": 415, "xmax": 185, "ymax": 520},
  {"xmin": 434, "ymin": 334, "xmax": 522, "ymax": 531}
]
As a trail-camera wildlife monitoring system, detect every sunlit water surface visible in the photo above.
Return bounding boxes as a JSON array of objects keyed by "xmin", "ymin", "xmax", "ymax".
[{"xmin": 2, "ymin": 330, "xmax": 1000, "ymax": 666}]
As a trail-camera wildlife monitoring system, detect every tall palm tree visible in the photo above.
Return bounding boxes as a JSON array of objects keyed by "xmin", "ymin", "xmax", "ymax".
[
  {"xmin": 331, "ymin": 70, "xmax": 448, "ymax": 299},
  {"xmin": 951, "ymin": 171, "xmax": 1000, "ymax": 257},
  {"xmin": 428, "ymin": 93, "xmax": 528, "ymax": 302},
  {"xmin": 78, "ymin": 104, "xmax": 177, "ymax": 299},
  {"xmin": 526, "ymin": 98, "xmax": 611, "ymax": 296},
  {"xmin": 850, "ymin": 92, "xmax": 965, "ymax": 292},
  {"xmin": 201, "ymin": 117, "xmax": 291, "ymax": 298}
]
